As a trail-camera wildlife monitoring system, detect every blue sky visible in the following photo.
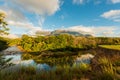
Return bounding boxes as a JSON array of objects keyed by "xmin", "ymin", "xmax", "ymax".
[
  {"xmin": 44, "ymin": 0, "xmax": 120, "ymax": 27},
  {"xmin": 0, "ymin": 0, "xmax": 120, "ymax": 38}
]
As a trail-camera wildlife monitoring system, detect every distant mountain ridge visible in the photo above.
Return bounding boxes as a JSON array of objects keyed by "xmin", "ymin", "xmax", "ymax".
[
  {"xmin": 35, "ymin": 29, "xmax": 93, "ymax": 37},
  {"xmin": 1, "ymin": 29, "xmax": 93, "ymax": 39},
  {"xmin": 51, "ymin": 30, "xmax": 84, "ymax": 36}
]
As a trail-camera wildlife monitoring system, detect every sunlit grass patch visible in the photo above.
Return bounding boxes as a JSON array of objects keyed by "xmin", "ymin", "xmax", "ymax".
[{"xmin": 99, "ymin": 45, "xmax": 120, "ymax": 50}]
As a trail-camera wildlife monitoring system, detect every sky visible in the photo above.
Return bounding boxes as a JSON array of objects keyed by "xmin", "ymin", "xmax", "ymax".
[{"xmin": 0, "ymin": 0, "xmax": 120, "ymax": 38}]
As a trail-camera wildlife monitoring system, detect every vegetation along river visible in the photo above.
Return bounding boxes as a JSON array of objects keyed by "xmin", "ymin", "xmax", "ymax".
[{"xmin": 2, "ymin": 46, "xmax": 95, "ymax": 70}]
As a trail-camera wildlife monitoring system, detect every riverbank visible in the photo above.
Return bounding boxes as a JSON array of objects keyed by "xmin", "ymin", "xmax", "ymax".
[
  {"xmin": 1, "ymin": 46, "xmax": 120, "ymax": 80},
  {"xmin": 0, "ymin": 57, "xmax": 120, "ymax": 80},
  {"xmin": 1, "ymin": 41, "xmax": 120, "ymax": 80}
]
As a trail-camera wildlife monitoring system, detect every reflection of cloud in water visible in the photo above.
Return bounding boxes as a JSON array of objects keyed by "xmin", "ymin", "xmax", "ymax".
[
  {"xmin": 37, "ymin": 64, "xmax": 51, "ymax": 71},
  {"xmin": 2, "ymin": 46, "xmax": 22, "ymax": 55},
  {"xmin": 4, "ymin": 46, "xmax": 94, "ymax": 71},
  {"xmin": 3, "ymin": 46, "xmax": 51, "ymax": 70},
  {"xmin": 5, "ymin": 54, "xmax": 51, "ymax": 71},
  {"xmin": 5, "ymin": 54, "xmax": 21, "ymax": 64},
  {"xmin": 4, "ymin": 46, "xmax": 21, "ymax": 51},
  {"xmin": 75, "ymin": 54, "xmax": 94, "ymax": 64},
  {"xmin": 5, "ymin": 53, "xmax": 94, "ymax": 68},
  {"xmin": 19, "ymin": 60, "xmax": 36, "ymax": 66}
]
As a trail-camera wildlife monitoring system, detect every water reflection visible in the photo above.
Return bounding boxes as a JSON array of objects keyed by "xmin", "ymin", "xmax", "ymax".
[
  {"xmin": 5, "ymin": 53, "xmax": 94, "ymax": 70},
  {"xmin": 3, "ymin": 46, "xmax": 94, "ymax": 70},
  {"xmin": 4, "ymin": 53, "xmax": 51, "ymax": 70},
  {"xmin": 2, "ymin": 46, "xmax": 22, "ymax": 55},
  {"xmin": 75, "ymin": 54, "xmax": 94, "ymax": 64},
  {"xmin": 4, "ymin": 54, "xmax": 21, "ymax": 64},
  {"xmin": 37, "ymin": 64, "xmax": 51, "ymax": 71}
]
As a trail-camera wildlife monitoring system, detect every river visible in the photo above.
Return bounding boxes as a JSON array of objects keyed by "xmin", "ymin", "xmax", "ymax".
[{"xmin": 2, "ymin": 46, "xmax": 94, "ymax": 70}]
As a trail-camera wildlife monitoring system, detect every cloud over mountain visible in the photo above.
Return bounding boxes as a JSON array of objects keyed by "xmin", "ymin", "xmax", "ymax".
[{"xmin": 64, "ymin": 25, "xmax": 118, "ymax": 37}]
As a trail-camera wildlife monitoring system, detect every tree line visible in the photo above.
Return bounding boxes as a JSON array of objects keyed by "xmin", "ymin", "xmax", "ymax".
[{"xmin": 7, "ymin": 34, "xmax": 120, "ymax": 53}]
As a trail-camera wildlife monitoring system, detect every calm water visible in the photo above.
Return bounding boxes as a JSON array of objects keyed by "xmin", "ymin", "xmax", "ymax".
[{"xmin": 3, "ymin": 46, "xmax": 94, "ymax": 70}]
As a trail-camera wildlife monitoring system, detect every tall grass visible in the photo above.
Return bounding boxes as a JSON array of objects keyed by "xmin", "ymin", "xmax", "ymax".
[
  {"xmin": 92, "ymin": 57, "xmax": 118, "ymax": 80},
  {"xmin": 0, "ymin": 56, "xmax": 119, "ymax": 80},
  {"xmin": 0, "ymin": 63, "xmax": 91, "ymax": 80}
]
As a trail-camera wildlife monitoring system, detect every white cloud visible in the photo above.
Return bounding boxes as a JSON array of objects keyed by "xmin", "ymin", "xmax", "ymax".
[
  {"xmin": 66, "ymin": 25, "xmax": 93, "ymax": 34},
  {"xmin": 73, "ymin": 0, "xmax": 120, "ymax": 5},
  {"xmin": 7, "ymin": 20, "xmax": 43, "ymax": 35},
  {"xmin": 101, "ymin": 10, "xmax": 120, "ymax": 22},
  {"xmin": 27, "ymin": 27, "xmax": 43, "ymax": 35},
  {"xmin": 111, "ymin": 0, "xmax": 120, "ymax": 4},
  {"xmin": 0, "ymin": 5, "xmax": 28, "ymax": 23},
  {"xmin": 0, "ymin": 34, "xmax": 18, "ymax": 39},
  {"xmin": 73, "ymin": 0, "xmax": 84, "ymax": 4},
  {"xmin": 8, "ymin": 0, "xmax": 60, "ymax": 16},
  {"xmin": 73, "ymin": 0, "xmax": 91, "ymax": 4},
  {"xmin": 64, "ymin": 25, "xmax": 118, "ymax": 37},
  {"xmin": 0, "ymin": 0, "xmax": 61, "ymax": 35},
  {"xmin": 0, "ymin": 8, "xmax": 43, "ymax": 35},
  {"xmin": 8, "ymin": 21, "xmax": 40, "ymax": 29},
  {"xmin": 73, "ymin": 0, "xmax": 102, "ymax": 5},
  {"xmin": 0, "ymin": 8, "xmax": 42, "ymax": 35}
]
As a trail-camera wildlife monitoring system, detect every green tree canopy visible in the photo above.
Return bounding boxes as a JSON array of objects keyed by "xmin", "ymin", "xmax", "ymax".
[
  {"xmin": 0, "ymin": 12, "xmax": 9, "ymax": 35},
  {"xmin": 0, "ymin": 12, "xmax": 12, "ymax": 70}
]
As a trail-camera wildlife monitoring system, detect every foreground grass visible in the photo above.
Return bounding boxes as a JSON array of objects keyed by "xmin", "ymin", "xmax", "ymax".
[
  {"xmin": 99, "ymin": 45, "xmax": 120, "ymax": 50},
  {"xmin": 0, "ymin": 56, "xmax": 120, "ymax": 80},
  {"xmin": 0, "ymin": 63, "xmax": 91, "ymax": 80}
]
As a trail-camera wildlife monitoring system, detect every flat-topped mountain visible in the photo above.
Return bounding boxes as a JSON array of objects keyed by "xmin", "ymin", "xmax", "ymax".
[{"xmin": 35, "ymin": 29, "xmax": 93, "ymax": 37}]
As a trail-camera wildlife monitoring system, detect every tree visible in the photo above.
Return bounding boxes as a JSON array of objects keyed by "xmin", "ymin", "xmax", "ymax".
[
  {"xmin": 0, "ymin": 12, "xmax": 9, "ymax": 35},
  {"xmin": 0, "ymin": 12, "xmax": 12, "ymax": 70},
  {"xmin": 0, "ymin": 12, "xmax": 9, "ymax": 51}
]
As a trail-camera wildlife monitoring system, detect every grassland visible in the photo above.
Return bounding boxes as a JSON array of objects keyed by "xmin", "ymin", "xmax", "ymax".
[
  {"xmin": 99, "ymin": 45, "xmax": 120, "ymax": 50},
  {"xmin": 1, "ymin": 56, "xmax": 120, "ymax": 80}
]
